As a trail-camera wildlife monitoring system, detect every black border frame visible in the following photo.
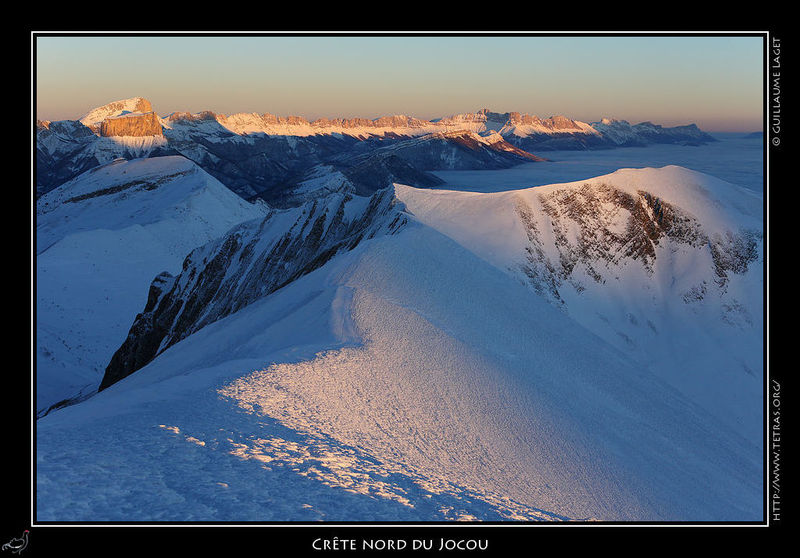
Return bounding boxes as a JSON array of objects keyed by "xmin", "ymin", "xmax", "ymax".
[{"xmin": 20, "ymin": 28, "xmax": 779, "ymax": 554}]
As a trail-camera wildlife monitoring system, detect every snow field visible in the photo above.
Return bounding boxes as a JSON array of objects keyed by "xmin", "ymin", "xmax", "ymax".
[
  {"xmin": 35, "ymin": 157, "xmax": 266, "ymax": 414},
  {"xmin": 38, "ymin": 217, "xmax": 762, "ymax": 521}
]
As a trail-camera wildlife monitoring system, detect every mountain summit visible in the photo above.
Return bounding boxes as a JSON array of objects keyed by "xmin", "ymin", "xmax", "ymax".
[{"xmin": 79, "ymin": 97, "xmax": 154, "ymax": 126}]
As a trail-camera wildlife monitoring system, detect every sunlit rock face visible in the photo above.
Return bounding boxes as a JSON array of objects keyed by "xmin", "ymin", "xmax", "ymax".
[
  {"xmin": 79, "ymin": 97, "xmax": 155, "ymax": 126},
  {"xmin": 100, "ymin": 112, "xmax": 163, "ymax": 137}
]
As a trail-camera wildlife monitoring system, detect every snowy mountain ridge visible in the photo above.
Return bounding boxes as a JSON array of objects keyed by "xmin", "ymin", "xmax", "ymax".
[
  {"xmin": 96, "ymin": 165, "xmax": 763, "ymax": 447},
  {"xmin": 395, "ymin": 166, "xmax": 763, "ymax": 440},
  {"xmin": 100, "ymin": 185, "xmax": 408, "ymax": 390},
  {"xmin": 79, "ymin": 97, "xmax": 154, "ymax": 127},
  {"xmin": 38, "ymin": 164, "xmax": 762, "ymax": 522},
  {"xmin": 36, "ymin": 156, "xmax": 267, "ymax": 417}
]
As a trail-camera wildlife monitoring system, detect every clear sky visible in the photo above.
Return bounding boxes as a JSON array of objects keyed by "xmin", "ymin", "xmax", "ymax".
[{"xmin": 35, "ymin": 34, "xmax": 764, "ymax": 132}]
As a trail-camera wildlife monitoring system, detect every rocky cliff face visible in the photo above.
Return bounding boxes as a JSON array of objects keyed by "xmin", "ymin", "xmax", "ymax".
[
  {"xmin": 166, "ymin": 110, "xmax": 219, "ymax": 124},
  {"xmin": 505, "ymin": 112, "xmax": 582, "ymax": 131},
  {"xmin": 217, "ymin": 113, "xmax": 431, "ymax": 131},
  {"xmin": 391, "ymin": 168, "xmax": 762, "ymax": 442},
  {"xmin": 513, "ymin": 182, "xmax": 759, "ymax": 305},
  {"xmin": 100, "ymin": 112, "xmax": 163, "ymax": 137},
  {"xmin": 99, "ymin": 187, "xmax": 408, "ymax": 390},
  {"xmin": 79, "ymin": 97, "xmax": 154, "ymax": 126}
]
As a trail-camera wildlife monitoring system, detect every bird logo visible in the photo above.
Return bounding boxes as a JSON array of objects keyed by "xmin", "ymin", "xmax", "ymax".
[{"xmin": 1, "ymin": 530, "xmax": 29, "ymax": 555}]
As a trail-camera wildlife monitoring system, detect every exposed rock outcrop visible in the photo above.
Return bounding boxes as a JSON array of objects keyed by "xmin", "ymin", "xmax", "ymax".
[
  {"xmin": 79, "ymin": 97, "xmax": 154, "ymax": 126},
  {"xmin": 100, "ymin": 112, "xmax": 163, "ymax": 137},
  {"xmin": 514, "ymin": 182, "xmax": 757, "ymax": 305},
  {"xmin": 99, "ymin": 187, "xmax": 408, "ymax": 390}
]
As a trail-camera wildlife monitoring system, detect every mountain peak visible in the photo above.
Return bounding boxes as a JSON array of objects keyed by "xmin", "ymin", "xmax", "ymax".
[{"xmin": 79, "ymin": 97, "xmax": 154, "ymax": 127}]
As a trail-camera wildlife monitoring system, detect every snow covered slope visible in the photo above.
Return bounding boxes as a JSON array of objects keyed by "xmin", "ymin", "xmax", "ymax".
[
  {"xmin": 35, "ymin": 156, "xmax": 267, "ymax": 417},
  {"xmin": 394, "ymin": 166, "xmax": 763, "ymax": 443},
  {"xmin": 36, "ymin": 120, "xmax": 168, "ymax": 196},
  {"xmin": 38, "ymin": 175, "xmax": 762, "ymax": 522},
  {"xmin": 99, "ymin": 187, "xmax": 406, "ymax": 389}
]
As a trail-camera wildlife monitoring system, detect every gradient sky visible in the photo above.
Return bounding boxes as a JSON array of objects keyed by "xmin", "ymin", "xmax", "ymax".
[{"xmin": 35, "ymin": 34, "xmax": 764, "ymax": 132}]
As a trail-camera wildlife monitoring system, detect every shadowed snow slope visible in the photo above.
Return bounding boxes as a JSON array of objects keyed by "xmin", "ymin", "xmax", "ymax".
[
  {"xmin": 37, "ymin": 182, "xmax": 761, "ymax": 521},
  {"xmin": 35, "ymin": 156, "xmax": 266, "ymax": 416}
]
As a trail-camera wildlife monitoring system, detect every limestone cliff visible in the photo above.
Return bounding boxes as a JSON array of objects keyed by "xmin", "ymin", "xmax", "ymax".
[{"xmin": 100, "ymin": 112, "xmax": 163, "ymax": 137}]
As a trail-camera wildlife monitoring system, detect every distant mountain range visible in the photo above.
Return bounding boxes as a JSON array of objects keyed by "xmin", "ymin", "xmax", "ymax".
[{"xmin": 36, "ymin": 97, "xmax": 717, "ymax": 204}]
